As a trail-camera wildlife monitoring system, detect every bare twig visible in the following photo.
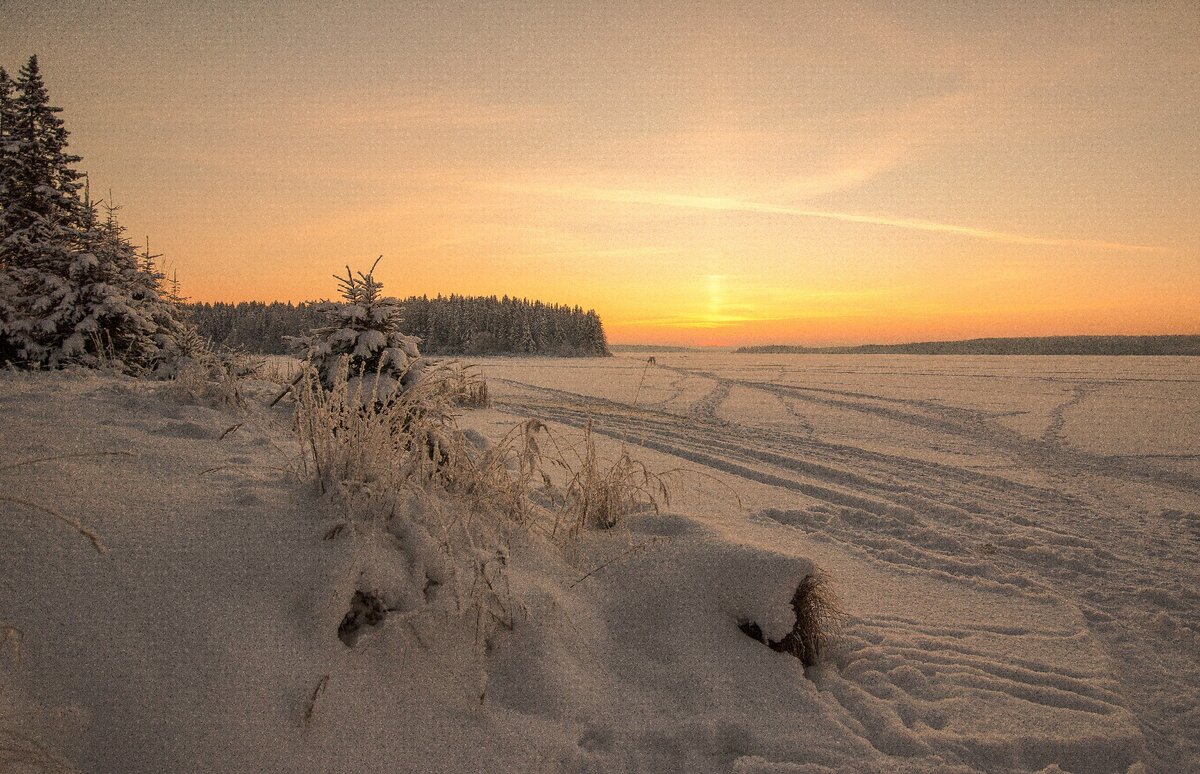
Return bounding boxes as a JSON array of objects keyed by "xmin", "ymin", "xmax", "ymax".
[
  {"xmin": 1, "ymin": 496, "xmax": 108, "ymax": 555},
  {"xmin": 268, "ymin": 370, "xmax": 306, "ymax": 408},
  {"xmin": 303, "ymin": 674, "xmax": 330, "ymax": 726},
  {"xmin": 0, "ymin": 450, "xmax": 135, "ymax": 474},
  {"xmin": 568, "ymin": 538, "xmax": 664, "ymax": 589},
  {"xmin": 199, "ymin": 463, "xmax": 288, "ymax": 477}
]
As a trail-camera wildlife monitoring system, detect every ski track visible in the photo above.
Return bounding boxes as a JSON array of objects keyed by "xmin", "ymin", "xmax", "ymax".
[
  {"xmin": 491, "ymin": 365, "xmax": 1200, "ymax": 772},
  {"xmin": 1041, "ymin": 382, "xmax": 1104, "ymax": 447}
]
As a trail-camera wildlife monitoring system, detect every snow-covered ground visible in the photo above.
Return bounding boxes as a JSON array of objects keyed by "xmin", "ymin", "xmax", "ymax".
[
  {"xmin": 472, "ymin": 352, "xmax": 1200, "ymax": 773},
  {"xmin": 2, "ymin": 353, "xmax": 1197, "ymax": 772}
]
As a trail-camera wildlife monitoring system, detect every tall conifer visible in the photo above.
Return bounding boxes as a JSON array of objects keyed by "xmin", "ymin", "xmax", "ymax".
[
  {"xmin": 0, "ymin": 55, "xmax": 186, "ymax": 372},
  {"xmin": 0, "ymin": 67, "xmax": 18, "ymax": 361}
]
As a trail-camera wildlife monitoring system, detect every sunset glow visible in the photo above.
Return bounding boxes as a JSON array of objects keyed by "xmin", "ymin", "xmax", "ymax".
[{"xmin": 4, "ymin": 1, "xmax": 1197, "ymax": 345}]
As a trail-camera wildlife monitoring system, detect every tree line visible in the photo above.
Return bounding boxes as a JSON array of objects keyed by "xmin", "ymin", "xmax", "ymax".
[{"xmin": 184, "ymin": 294, "xmax": 611, "ymax": 357}]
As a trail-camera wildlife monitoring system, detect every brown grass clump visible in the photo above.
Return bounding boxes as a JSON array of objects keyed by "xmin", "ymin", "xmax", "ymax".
[
  {"xmin": 289, "ymin": 351, "xmax": 682, "ymax": 657},
  {"xmin": 290, "ymin": 355, "xmax": 534, "ymax": 654},
  {"xmin": 443, "ymin": 362, "xmax": 490, "ymax": 408},
  {"xmin": 534, "ymin": 420, "xmax": 672, "ymax": 536},
  {"xmin": 291, "ymin": 357, "xmax": 456, "ymax": 496},
  {"xmin": 775, "ymin": 570, "xmax": 845, "ymax": 666},
  {"xmin": 740, "ymin": 570, "xmax": 845, "ymax": 667},
  {"xmin": 291, "ymin": 357, "xmax": 666, "ymax": 538},
  {"xmin": 168, "ymin": 349, "xmax": 262, "ymax": 407}
]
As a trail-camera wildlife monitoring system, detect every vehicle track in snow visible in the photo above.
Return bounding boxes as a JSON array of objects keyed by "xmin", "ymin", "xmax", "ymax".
[
  {"xmin": 674, "ymin": 365, "xmax": 1200, "ymax": 497},
  {"xmin": 491, "ymin": 370, "xmax": 1200, "ymax": 771}
]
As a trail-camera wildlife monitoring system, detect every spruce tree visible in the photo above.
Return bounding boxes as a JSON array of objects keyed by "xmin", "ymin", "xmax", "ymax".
[
  {"xmin": 0, "ymin": 55, "xmax": 187, "ymax": 372},
  {"xmin": 1, "ymin": 55, "xmax": 90, "ymax": 365},
  {"xmin": 0, "ymin": 67, "xmax": 18, "ymax": 362},
  {"xmin": 58, "ymin": 200, "xmax": 188, "ymax": 371},
  {"xmin": 0, "ymin": 67, "xmax": 15, "ymax": 248},
  {"xmin": 289, "ymin": 258, "xmax": 423, "ymax": 399}
]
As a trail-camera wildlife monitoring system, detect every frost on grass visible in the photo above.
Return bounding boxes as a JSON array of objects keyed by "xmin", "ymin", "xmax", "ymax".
[{"xmin": 290, "ymin": 355, "xmax": 526, "ymax": 654}]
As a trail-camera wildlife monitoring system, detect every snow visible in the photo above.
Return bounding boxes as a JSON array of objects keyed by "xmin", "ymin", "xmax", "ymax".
[{"xmin": 2, "ymin": 352, "xmax": 1198, "ymax": 772}]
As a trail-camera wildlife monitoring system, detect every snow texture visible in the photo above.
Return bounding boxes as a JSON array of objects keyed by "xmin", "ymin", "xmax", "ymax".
[{"xmin": 2, "ymin": 351, "xmax": 1197, "ymax": 772}]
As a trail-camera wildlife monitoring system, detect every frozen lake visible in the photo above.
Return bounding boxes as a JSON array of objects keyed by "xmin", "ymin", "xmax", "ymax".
[{"xmin": 471, "ymin": 352, "xmax": 1200, "ymax": 771}]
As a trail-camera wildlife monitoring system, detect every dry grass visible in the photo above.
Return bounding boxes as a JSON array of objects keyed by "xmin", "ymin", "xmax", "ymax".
[
  {"xmin": 535, "ymin": 420, "xmax": 671, "ymax": 536},
  {"xmin": 0, "ymin": 497, "xmax": 108, "ymax": 556},
  {"xmin": 290, "ymin": 355, "xmax": 535, "ymax": 654},
  {"xmin": 291, "ymin": 357, "xmax": 461, "ymax": 497},
  {"xmin": 442, "ymin": 361, "xmax": 490, "ymax": 407},
  {"xmin": 289, "ymin": 355, "xmax": 677, "ymax": 651},
  {"xmin": 741, "ymin": 570, "xmax": 845, "ymax": 667},
  {"xmin": 290, "ymin": 347, "xmax": 691, "ymax": 541},
  {"xmin": 168, "ymin": 349, "xmax": 263, "ymax": 407},
  {"xmin": 0, "ymin": 452, "xmax": 128, "ymax": 556},
  {"xmin": 777, "ymin": 570, "xmax": 845, "ymax": 666}
]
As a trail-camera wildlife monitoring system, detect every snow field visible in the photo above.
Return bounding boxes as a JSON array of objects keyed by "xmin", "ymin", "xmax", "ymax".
[
  {"xmin": 474, "ymin": 352, "xmax": 1199, "ymax": 772},
  {"xmin": 2, "ymin": 351, "xmax": 1196, "ymax": 772}
]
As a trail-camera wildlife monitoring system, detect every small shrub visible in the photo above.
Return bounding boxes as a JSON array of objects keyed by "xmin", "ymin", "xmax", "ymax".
[
  {"xmin": 286, "ymin": 258, "xmax": 422, "ymax": 396},
  {"xmin": 444, "ymin": 362, "xmax": 489, "ymax": 407},
  {"xmin": 168, "ymin": 347, "xmax": 262, "ymax": 407},
  {"xmin": 291, "ymin": 357, "xmax": 452, "ymax": 496}
]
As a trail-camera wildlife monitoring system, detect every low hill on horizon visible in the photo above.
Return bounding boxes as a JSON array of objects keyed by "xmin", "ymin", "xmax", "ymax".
[{"xmin": 736, "ymin": 334, "xmax": 1200, "ymax": 356}]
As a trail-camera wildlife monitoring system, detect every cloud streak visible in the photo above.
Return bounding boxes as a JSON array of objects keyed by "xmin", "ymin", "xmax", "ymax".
[{"xmin": 525, "ymin": 185, "xmax": 1161, "ymax": 253}]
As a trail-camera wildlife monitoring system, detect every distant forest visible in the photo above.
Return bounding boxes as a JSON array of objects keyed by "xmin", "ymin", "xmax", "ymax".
[
  {"xmin": 736, "ymin": 335, "xmax": 1200, "ymax": 356},
  {"xmin": 184, "ymin": 294, "xmax": 611, "ymax": 357},
  {"xmin": 609, "ymin": 344, "xmax": 698, "ymax": 353}
]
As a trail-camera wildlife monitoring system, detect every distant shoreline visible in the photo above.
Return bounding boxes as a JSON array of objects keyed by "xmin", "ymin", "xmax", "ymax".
[
  {"xmin": 735, "ymin": 335, "xmax": 1200, "ymax": 356},
  {"xmin": 610, "ymin": 344, "xmax": 699, "ymax": 353}
]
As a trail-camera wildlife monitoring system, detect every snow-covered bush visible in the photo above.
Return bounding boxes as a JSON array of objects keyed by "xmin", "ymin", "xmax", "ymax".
[{"xmin": 287, "ymin": 258, "xmax": 422, "ymax": 402}]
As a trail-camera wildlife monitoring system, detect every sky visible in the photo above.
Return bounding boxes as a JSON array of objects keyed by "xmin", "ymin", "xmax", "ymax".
[{"xmin": 3, "ymin": 1, "xmax": 1198, "ymax": 345}]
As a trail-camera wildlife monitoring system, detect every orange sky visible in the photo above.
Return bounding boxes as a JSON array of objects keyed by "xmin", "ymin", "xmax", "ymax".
[{"xmin": 4, "ymin": 1, "xmax": 1198, "ymax": 345}]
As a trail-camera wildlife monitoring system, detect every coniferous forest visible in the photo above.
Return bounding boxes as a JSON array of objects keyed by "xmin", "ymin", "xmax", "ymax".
[{"xmin": 185, "ymin": 295, "xmax": 611, "ymax": 357}]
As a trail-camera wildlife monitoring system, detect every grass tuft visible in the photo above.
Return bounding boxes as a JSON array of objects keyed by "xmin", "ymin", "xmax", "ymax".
[
  {"xmin": 168, "ymin": 349, "xmax": 263, "ymax": 407},
  {"xmin": 532, "ymin": 420, "xmax": 671, "ymax": 536},
  {"xmin": 741, "ymin": 570, "xmax": 845, "ymax": 667},
  {"xmin": 777, "ymin": 570, "xmax": 845, "ymax": 666}
]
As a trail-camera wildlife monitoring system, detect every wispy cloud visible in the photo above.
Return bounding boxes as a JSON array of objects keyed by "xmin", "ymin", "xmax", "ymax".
[
  {"xmin": 521, "ymin": 185, "xmax": 1161, "ymax": 253},
  {"xmin": 327, "ymin": 98, "xmax": 552, "ymax": 129}
]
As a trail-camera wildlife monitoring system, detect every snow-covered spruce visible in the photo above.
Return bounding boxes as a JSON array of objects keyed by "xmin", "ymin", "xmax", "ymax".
[
  {"xmin": 0, "ymin": 55, "xmax": 188, "ymax": 374},
  {"xmin": 288, "ymin": 257, "xmax": 423, "ymax": 402}
]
